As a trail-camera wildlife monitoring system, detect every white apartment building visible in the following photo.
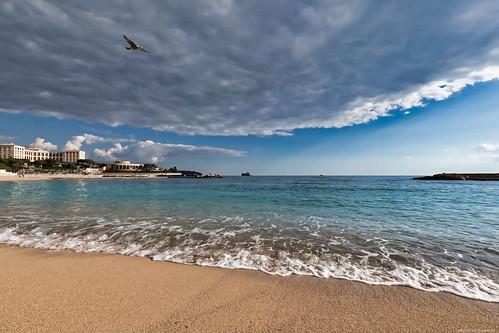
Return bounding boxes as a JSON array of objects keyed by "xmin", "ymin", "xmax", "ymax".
[
  {"xmin": 49, "ymin": 150, "xmax": 86, "ymax": 163},
  {"xmin": 25, "ymin": 148, "xmax": 51, "ymax": 161},
  {"xmin": 0, "ymin": 144, "xmax": 26, "ymax": 159},
  {"xmin": 0, "ymin": 143, "xmax": 85, "ymax": 163}
]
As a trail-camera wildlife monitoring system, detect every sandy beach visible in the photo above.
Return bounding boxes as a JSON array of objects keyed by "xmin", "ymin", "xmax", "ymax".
[
  {"xmin": 0, "ymin": 173, "xmax": 166, "ymax": 181},
  {"xmin": 0, "ymin": 245, "xmax": 497, "ymax": 333},
  {"xmin": 0, "ymin": 174, "xmax": 104, "ymax": 181}
]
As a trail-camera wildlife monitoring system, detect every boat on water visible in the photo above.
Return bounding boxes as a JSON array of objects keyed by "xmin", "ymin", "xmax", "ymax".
[{"xmin": 241, "ymin": 172, "xmax": 251, "ymax": 176}]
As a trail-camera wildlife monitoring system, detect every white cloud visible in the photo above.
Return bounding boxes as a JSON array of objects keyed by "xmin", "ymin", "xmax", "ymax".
[
  {"xmin": 64, "ymin": 133, "xmax": 135, "ymax": 150},
  {"xmin": 93, "ymin": 143, "xmax": 127, "ymax": 160},
  {"xmin": 29, "ymin": 137, "xmax": 58, "ymax": 151},
  {"xmin": 92, "ymin": 140, "xmax": 245, "ymax": 164},
  {"xmin": 471, "ymin": 143, "xmax": 499, "ymax": 162},
  {"xmin": 25, "ymin": 133, "xmax": 244, "ymax": 165},
  {"xmin": 65, "ymin": 134, "xmax": 106, "ymax": 150},
  {"xmin": 478, "ymin": 143, "xmax": 499, "ymax": 152},
  {"xmin": 328, "ymin": 66, "xmax": 499, "ymax": 128}
]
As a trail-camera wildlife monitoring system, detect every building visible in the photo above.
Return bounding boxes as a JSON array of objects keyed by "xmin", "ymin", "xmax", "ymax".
[
  {"xmin": 0, "ymin": 144, "xmax": 25, "ymax": 160},
  {"xmin": 110, "ymin": 160, "xmax": 144, "ymax": 172},
  {"xmin": 49, "ymin": 150, "xmax": 86, "ymax": 163},
  {"xmin": 0, "ymin": 143, "xmax": 85, "ymax": 163},
  {"xmin": 25, "ymin": 148, "xmax": 50, "ymax": 161},
  {"xmin": 84, "ymin": 166, "xmax": 107, "ymax": 175}
]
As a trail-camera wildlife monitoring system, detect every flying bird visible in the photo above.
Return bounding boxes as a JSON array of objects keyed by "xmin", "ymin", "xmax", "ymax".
[{"xmin": 123, "ymin": 35, "xmax": 150, "ymax": 53}]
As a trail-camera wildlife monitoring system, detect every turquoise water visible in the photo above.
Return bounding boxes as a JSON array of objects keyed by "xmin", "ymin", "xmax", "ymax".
[{"xmin": 0, "ymin": 176, "xmax": 498, "ymax": 301}]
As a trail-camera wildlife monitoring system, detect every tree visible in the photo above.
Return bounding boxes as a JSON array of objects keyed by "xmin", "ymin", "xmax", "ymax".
[
  {"xmin": 77, "ymin": 159, "xmax": 96, "ymax": 166},
  {"xmin": 65, "ymin": 162, "xmax": 78, "ymax": 170},
  {"xmin": 34, "ymin": 159, "xmax": 59, "ymax": 170},
  {"xmin": 143, "ymin": 163, "xmax": 159, "ymax": 172},
  {"xmin": 0, "ymin": 158, "xmax": 28, "ymax": 171},
  {"xmin": 0, "ymin": 162, "xmax": 12, "ymax": 172}
]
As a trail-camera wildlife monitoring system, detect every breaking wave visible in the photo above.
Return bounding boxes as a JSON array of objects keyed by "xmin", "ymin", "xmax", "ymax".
[{"xmin": 0, "ymin": 218, "xmax": 497, "ymax": 303}]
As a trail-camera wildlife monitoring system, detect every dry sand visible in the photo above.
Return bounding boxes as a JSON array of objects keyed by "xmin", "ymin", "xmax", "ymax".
[{"xmin": 0, "ymin": 245, "xmax": 497, "ymax": 333}]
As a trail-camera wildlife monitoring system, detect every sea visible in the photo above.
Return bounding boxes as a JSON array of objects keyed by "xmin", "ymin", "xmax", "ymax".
[{"xmin": 0, "ymin": 176, "xmax": 497, "ymax": 302}]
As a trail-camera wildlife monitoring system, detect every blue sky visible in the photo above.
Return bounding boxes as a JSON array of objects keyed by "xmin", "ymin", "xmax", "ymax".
[{"xmin": 1, "ymin": 1, "xmax": 499, "ymax": 175}]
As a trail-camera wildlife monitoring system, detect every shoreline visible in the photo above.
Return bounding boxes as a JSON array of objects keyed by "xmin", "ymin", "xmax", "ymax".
[
  {"xmin": 0, "ymin": 173, "xmax": 222, "ymax": 181},
  {"xmin": 414, "ymin": 173, "xmax": 499, "ymax": 181},
  {"xmin": 0, "ymin": 173, "xmax": 168, "ymax": 181},
  {"xmin": 0, "ymin": 174, "xmax": 104, "ymax": 181},
  {"xmin": 0, "ymin": 245, "xmax": 497, "ymax": 332}
]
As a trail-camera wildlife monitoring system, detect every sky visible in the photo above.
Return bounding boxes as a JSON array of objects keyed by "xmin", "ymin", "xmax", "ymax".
[{"xmin": 1, "ymin": 0, "xmax": 499, "ymax": 175}]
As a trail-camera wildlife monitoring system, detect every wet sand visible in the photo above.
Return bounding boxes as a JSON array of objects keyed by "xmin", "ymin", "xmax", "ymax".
[{"xmin": 0, "ymin": 245, "xmax": 497, "ymax": 333}]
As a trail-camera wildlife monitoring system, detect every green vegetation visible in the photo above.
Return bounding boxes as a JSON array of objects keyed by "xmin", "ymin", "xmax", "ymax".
[
  {"xmin": 0, "ymin": 158, "xmax": 29, "ymax": 171},
  {"xmin": 143, "ymin": 163, "xmax": 159, "ymax": 172},
  {"xmin": 0, "ymin": 162, "xmax": 12, "ymax": 172},
  {"xmin": 167, "ymin": 166, "xmax": 178, "ymax": 173},
  {"xmin": 77, "ymin": 159, "xmax": 96, "ymax": 165},
  {"xmin": 0, "ymin": 158, "xmax": 92, "ymax": 173},
  {"xmin": 33, "ymin": 159, "xmax": 61, "ymax": 170}
]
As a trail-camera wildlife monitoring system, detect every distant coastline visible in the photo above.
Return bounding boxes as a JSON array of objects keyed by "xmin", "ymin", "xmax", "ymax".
[{"xmin": 414, "ymin": 173, "xmax": 499, "ymax": 181}]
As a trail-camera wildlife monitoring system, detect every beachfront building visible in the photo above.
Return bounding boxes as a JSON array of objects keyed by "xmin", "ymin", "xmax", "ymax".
[
  {"xmin": 0, "ymin": 144, "xmax": 26, "ymax": 160},
  {"xmin": 84, "ymin": 166, "xmax": 107, "ymax": 174},
  {"xmin": 49, "ymin": 150, "xmax": 86, "ymax": 163},
  {"xmin": 111, "ymin": 160, "xmax": 144, "ymax": 172},
  {"xmin": 25, "ymin": 148, "xmax": 51, "ymax": 161},
  {"xmin": 0, "ymin": 143, "xmax": 85, "ymax": 163}
]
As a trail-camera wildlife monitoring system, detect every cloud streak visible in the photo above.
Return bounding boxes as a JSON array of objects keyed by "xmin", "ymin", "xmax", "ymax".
[
  {"xmin": 34, "ymin": 133, "xmax": 245, "ymax": 164},
  {"xmin": 2, "ymin": 1, "xmax": 499, "ymax": 135},
  {"xmin": 0, "ymin": 134, "xmax": 15, "ymax": 143},
  {"xmin": 93, "ymin": 140, "xmax": 245, "ymax": 164}
]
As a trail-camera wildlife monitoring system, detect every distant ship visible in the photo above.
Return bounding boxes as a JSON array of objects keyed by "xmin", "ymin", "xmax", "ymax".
[{"xmin": 241, "ymin": 172, "xmax": 251, "ymax": 176}]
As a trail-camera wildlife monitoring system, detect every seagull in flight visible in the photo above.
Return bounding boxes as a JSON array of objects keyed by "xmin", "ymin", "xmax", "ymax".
[{"xmin": 123, "ymin": 35, "xmax": 150, "ymax": 53}]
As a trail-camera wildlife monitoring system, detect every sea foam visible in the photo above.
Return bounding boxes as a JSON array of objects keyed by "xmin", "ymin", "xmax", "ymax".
[{"xmin": 0, "ymin": 225, "xmax": 497, "ymax": 303}]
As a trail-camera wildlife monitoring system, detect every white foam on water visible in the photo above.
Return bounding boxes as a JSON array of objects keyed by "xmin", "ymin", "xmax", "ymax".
[{"xmin": 0, "ymin": 226, "xmax": 497, "ymax": 303}]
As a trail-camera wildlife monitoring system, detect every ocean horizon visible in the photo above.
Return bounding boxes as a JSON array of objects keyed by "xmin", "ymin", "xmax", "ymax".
[{"xmin": 1, "ymin": 176, "xmax": 498, "ymax": 302}]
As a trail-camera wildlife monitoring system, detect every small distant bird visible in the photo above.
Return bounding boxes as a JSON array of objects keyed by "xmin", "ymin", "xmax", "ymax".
[{"xmin": 123, "ymin": 35, "xmax": 150, "ymax": 53}]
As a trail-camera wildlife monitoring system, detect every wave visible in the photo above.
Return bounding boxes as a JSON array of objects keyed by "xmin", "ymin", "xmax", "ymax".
[{"xmin": 0, "ymin": 226, "xmax": 497, "ymax": 303}]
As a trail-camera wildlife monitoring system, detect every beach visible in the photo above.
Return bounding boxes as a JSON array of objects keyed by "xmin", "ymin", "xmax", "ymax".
[
  {"xmin": 0, "ymin": 174, "xmax": 104, "ymax": 181},
  {"xmin": 0, "ymin": 173, "xmax": 167, "ymax": 181},
  {"xmin": 0, "ymin": 245, "xmax": 497, "ymax": 333},
  {"xmin": 1, "ymin": 176, "xmax": 498, "ymax": 332}
]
